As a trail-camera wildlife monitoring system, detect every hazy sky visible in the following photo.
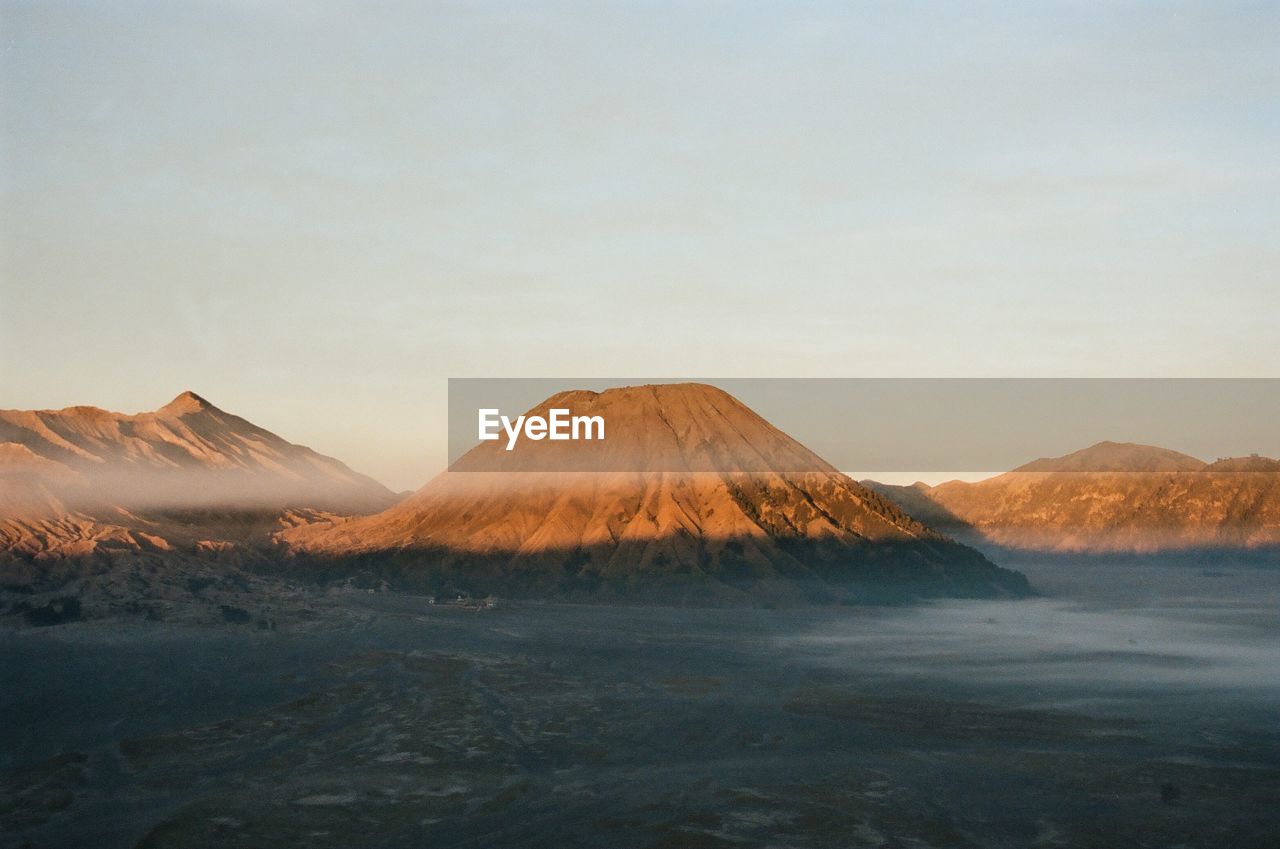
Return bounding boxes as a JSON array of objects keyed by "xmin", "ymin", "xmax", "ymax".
[{"xmin": 2, "ymin": 2, "xmax": 1278, "ymax": 490}]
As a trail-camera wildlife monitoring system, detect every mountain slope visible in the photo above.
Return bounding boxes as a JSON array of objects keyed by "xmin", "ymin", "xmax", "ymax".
[
  {"xmin": 1012, "ymin": 441, "xmax": 1207, "ymax": 473},
  {"xmin": 285, "ymin": 384, "xmax": 1029, "ymax": 604},
  {"xmin": 0, "ymin": 392, "xmax": 397, "ymax": 564},
  {"xmin": 866, "ymin": 443, "xmax": 1280, "ymax": 554},
  {"xmin": 0, "ymin": 391, "xmax": 394, "ymax": 513}
]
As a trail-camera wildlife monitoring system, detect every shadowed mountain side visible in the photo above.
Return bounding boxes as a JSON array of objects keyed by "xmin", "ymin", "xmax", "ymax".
[
  {"xmin": 856, "ymin": 481, "xmax": 966, "ymax": 533},
  {"xmin": 285, "ymin": 383, "xmax": 1031, "ymax": 603},
  {"xmin": 283, "ymin": 534, "xmax": 1029, "ymax": 606}
]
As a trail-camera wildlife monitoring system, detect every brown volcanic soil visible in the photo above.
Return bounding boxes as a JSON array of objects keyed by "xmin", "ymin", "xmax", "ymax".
[
  {"xmin": 284, "ymin": 384, "xmax": 1028, "ymax": 603},
  {"xmin": 866, "ymin": 442, "xmax": 1280, "ymax": 554}
]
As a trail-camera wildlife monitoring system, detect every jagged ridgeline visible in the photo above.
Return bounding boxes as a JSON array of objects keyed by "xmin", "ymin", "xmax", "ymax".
[{"xmin": 283, "ymin": 384, "xmax": 1030, "ymax": 604}]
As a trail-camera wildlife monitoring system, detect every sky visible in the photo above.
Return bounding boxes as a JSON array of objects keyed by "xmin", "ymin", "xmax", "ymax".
[{"xmin": 2, "ymin": 1, "xmax": 1278, "ymax": 491}]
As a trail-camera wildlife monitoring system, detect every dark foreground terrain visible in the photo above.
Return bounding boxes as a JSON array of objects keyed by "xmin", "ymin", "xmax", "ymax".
[{"xmin": 3, "ymin": 560, "xmax": 1278, "ymax": 849}]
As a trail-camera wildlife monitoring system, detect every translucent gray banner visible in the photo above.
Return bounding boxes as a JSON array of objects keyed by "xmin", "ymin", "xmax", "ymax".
[{"xmin": 447, "ymin": 379, "xmax": 1279, "ymax": 474}]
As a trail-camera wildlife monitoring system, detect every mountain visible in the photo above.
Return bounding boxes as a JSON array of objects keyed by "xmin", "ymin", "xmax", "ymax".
[
  {"xmin": 0, "ymin": 392, "xmax": 397, "ymax": 565},
  {"xmin": 1204, "ymin": 455, "xmax": 1280, "ymax": 472},
  {"xmin": 865, "ymin": 442, "xmax": 1280, "ymax": 554},
  {"xmin": 0, "ymin": 391, "xmax": 394, "ymax": 513},
  {"xmin": 283, "ymin": 383, "xmax": 1029, "ymax": 604},
  {"xmin": 1011, "ymin": 441, "xmax": 1206, "ymax": 473}
]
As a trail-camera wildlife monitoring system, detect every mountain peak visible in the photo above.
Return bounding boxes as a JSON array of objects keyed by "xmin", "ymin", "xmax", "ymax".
[
  {"xmin": 1013, "ymin": 441, "xmax": 1206, "ymax": 473},
  {"xmin": 159, "ymin": 391, "xmax": 216, "ymax": 416},
  {"xmin": 453, "ymin": 381, "xmax": 827, "ymax": 474},
  {"xmin": 0, "ymin": 392, "xmax": 397, "ymax": 515},
  {"xmin": 287, "ymin": 383, "xmax": 1030, "ymax": 603}
]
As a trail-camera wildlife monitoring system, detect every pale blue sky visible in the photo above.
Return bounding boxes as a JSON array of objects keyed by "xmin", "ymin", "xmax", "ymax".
[{"xmin": 2, "ymin": 2, "xmax": 1278, "ymax": 489}]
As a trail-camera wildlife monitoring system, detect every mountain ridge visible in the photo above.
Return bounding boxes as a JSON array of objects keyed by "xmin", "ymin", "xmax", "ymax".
[
  {"xmin": 0, "ymin": 392, "xmax": 398, "ymax": 568},
  {"xmin": 0, "ymin": 391, "xmax": 395, "ymax": 512},
  {"xmin": 865, "ymin": 444, "xmax": 1280, "ymax": 554},
  {"xmin": 285, "ymin": 383, "xmax": 1030, "ymax": 604},
  {"xmin": 1012, "ymin": 440, "xmax": 1207, "ymax": 473}
]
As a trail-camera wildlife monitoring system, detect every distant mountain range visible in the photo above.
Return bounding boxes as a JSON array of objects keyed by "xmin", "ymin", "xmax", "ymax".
[
  {"xmin": 865, "ymin": 441, "xmax": 1280, "ymax": 554},
  {"xmin": 281, "ymin": 384, "xmax": 1028, "ymax": 604},
  {"xmin": 0, "ymin": 391, "xmax": 396, "ymax": 563},
  {"xmin": 6, "ymin": 385, "xmax": 1276, "ymax": 622}
]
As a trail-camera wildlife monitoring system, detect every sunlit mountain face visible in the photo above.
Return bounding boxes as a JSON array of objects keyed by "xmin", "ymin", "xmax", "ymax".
[
  {"xmin": 282, "ymin": 383, "xmax": 1029, "ymax": 604},
  {"xmin": 864, "ymin": 441, "xmax": 1280, "ymax": 554}
]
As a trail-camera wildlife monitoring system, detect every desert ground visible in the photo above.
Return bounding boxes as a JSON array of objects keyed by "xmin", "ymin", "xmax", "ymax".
[{"xmin": 3, "ymin": 557, "xmax": 1278, "ymax": 849}]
